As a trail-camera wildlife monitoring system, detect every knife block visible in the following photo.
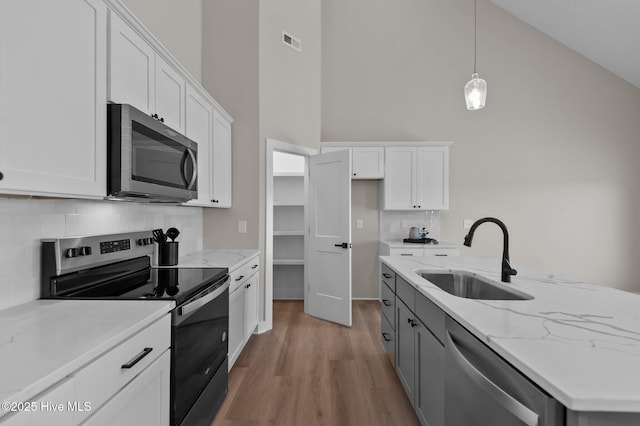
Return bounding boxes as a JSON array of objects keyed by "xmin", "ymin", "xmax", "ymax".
[{"xmin": 158, "ymin": 242, "xmax": 179, "ymax": 266}]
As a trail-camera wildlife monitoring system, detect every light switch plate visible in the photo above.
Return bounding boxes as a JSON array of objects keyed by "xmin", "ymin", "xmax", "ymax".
[
  {"xmin": 356, "ymin": 219, "xmax": 364, "ymax": 229},
  {"xmin": 238, "ymin": 221, "xmax": 247, "ymax": 233},
  {"xmin": 463, "ymin": 219, "xmax": 474, "ymax": 230}
]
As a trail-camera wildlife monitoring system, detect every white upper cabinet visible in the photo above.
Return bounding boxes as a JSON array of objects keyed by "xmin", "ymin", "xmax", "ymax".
[
  {"xmin": 108, "ymin": 5, "xmax": 232, "ymax": 208},
  {"xmin": 384, "ymin": 146, "xmax": 449, "ymax": 211},
  {"xmin": 184, "ymin": 84, "xmax": 214, "ymax": 206},
  {"xmin": 211, "ymin": 110, "xmax": 232, "ymax": 208},
  {"xmin": 108, "ymin": 11, "xmax": 185, "ymax": 133},
  {"xmin": 321, "ymin": 146, "xmax": 384, "ymax": 179},
  {"xmin": 416, "ymin": 147, "xmax": 449, "ymax": 210},
  {"xmin": 384, "ymin": 147, "xmax": 417, "ymax": 210},
  {"xmin": 108, "ymin": 10, "xmax": 154, "ymax": 114},
  {"xmin": 154, "ymin": 55, "xmax": 186, "ymax": 133},
  {"xmin": 0, "ymin": 0, "xmax": 107, "ymax": 198},
  {"xmin": 352, "ymin": 148, "xmax": 384, "ymax": 179}
]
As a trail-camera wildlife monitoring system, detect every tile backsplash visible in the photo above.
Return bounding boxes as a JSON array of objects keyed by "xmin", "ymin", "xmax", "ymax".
[
  {"xmin": 380, "ymin": 210, "xmax": 440, "ymax": 241},
  {"xmin": 0, "ymin": 197, "xmax": 203, "ymax": 311}
]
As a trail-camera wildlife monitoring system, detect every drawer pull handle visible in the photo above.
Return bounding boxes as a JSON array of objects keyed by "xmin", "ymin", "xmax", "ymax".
[
  {"xmin": 235, "ymin": 275, "xmax": 245, "ymax": 281},
  {"xmin": 382, "ymin": 273, "xmax": 392, "ymax": 279},
  {"xmin": 251, "ymin": 264, "xmax": 258, "ymax": 269},
  {"xmin": 382, "ymin": 333, "xmax": 392, "ymax": 342},
  {"xmin": 121, "ymin": 347, "xmax": 153, "ymax": 369},
  {"xmin": 382, "ymin": 299, "xmax": 392, "ymax": 307},
  {"xmin": 400, "ymin": 253, "xmax": 413, "ymax": 256},
  {"xmin": 435, "ymin": 254, "xmax": 448, "ymax": 257}
]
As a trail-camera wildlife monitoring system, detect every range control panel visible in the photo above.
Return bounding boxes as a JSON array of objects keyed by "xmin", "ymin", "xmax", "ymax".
[
  {"xmin": 42, "ymin": 230, "xmax": 156, "ymax": 276},
  {"xmin": 100, "ymin": 239, "xmax": 131, "ymax": 254}
]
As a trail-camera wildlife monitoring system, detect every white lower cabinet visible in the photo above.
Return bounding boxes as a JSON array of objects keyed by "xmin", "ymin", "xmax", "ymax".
[
  {"xmin": 0, "ymin": 0, "xmax": 107, "ymax": 198},
  {"xmin": 228, "ymin": 283, "xmax": 245, "ymax": 368},
  {"xmin": 81, "ymin": 350, "xmax": 170, "ymax": 426},
  {"xmin": 1, "ymin": 313, "xmax": 171, "ymax": 426},
  {"xmin": 228, "ymin": 255, "xmax": 260, "ymax": 370},
  {"xmin": 243, "ymin": 274, "xmax": 259, "ymax": 338},
  {"xmin": 2, "ymin": 377, "xmax": 77, "ymax": 426}
]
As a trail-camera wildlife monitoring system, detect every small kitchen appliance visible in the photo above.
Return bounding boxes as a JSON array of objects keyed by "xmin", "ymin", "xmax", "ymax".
[
  {"xmin": 108, "ymin": 104, "xmax": 198, "ymax": 203},
  {"xmin": 41, "ymin": 231, "xmax": 228, "ymax": 426}
]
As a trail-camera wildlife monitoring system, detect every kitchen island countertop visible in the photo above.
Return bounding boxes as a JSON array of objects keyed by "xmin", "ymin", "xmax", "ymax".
[{"xmin": 381, "ymin": 255, "xmax": 640, "ymax": 413}]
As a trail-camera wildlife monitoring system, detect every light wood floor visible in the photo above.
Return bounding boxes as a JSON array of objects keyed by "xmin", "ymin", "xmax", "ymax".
[{"xmin": 212, "ymin": 300, "xmax": 419, "ymax": 426}]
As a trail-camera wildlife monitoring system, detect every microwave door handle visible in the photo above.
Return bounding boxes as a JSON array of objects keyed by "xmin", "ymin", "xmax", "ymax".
[
  {"xmin": 186, "ymin": 149, "xmax": 197, "ymax": 190},
  {"xmin": 180, "ymin": 150, "xmax": 190, "ymax": 187}
]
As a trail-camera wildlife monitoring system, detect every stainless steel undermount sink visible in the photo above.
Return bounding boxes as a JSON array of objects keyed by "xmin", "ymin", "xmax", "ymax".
[{"xmin": 418, "ymin": 270, "xmax": 533, "ymax": 301}]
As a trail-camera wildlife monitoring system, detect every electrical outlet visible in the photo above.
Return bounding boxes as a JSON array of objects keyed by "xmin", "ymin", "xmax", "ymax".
[
  {"xmin": 463, "ymin": 219, "xmax": 474, "ymax": 230},
  {"xmin": 356, "ymin": 219, "xmax": 364, "ymax": 229},
  {"xmin": 401, "ymin": 220, "xmax": 408, "ymax": 228},
  {"xmin": 238, "ymin": 221, "xmax": 247, "ymax": 233}
]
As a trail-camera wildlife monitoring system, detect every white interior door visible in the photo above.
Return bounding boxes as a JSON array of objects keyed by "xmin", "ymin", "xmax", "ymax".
[{"xmin": 306, "ymin": 150, "xmax": 352, "ymax": 326}]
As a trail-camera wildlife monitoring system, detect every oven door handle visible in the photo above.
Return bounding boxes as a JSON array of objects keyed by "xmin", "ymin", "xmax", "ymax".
[{"xmin": 179, "ymin": 276, "xmax": 229, "ymax": 317}]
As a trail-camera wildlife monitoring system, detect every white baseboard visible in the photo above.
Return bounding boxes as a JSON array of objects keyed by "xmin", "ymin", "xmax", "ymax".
[{"xmin": 256, "ymin": 321, "xmax": 272, "ymax": 334}]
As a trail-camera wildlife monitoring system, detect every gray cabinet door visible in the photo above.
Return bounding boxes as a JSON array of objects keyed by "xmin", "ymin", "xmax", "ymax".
[
  {"xmin": 415, "ymin": 324, "xmax": 444, "ymax": 426},
  {"xmin": 396, "ymin": 299, "xmax": 415, "ymax": 404}
]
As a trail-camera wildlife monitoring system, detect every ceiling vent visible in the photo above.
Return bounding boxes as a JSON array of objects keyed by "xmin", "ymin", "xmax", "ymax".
[{"xmin": 282, "ymin": 31, "xmax": 301, "ymax": 52}]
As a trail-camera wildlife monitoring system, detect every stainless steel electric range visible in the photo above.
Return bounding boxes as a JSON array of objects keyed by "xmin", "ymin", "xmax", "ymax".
[{"xmin": 40, "ymin": 230, "xmax": 229, "ymax": 426}]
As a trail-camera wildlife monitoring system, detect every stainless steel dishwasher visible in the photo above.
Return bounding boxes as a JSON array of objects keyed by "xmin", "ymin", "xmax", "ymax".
[{"xmin": 445, "ymin": 317, "xmax": 564, "ymax": 425}]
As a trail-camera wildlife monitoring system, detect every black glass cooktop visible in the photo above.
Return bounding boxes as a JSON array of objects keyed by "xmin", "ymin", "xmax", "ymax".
[{"xmin": 49, "ymin": 256, "xmax": 228, "ymax": 305}]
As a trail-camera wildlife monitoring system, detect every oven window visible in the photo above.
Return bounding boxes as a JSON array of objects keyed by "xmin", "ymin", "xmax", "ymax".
[{"xmin": 131, "ymin": 121, "xmax": 194, "ymax": 189}]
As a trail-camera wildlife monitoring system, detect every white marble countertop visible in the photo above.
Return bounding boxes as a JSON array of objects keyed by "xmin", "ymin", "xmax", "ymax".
[
  {"xmin": 0, "ymin": 299, "xmax": 173, "ymax": 417},
  {"xmin": 155, "ymin": 249, "xmax": 259, "ymax": 272},
  {"xmin": 380, "ymin": 255, "xmax": 640, "ymax": 412},
  {"xmin": 381, "ymin": 240, "xmax": 460, "ymax": 250}
]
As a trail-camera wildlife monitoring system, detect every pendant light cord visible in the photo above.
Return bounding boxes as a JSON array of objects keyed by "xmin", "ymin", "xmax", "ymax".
[{"xmin": 473, "ymin": 0, "xmax": 477, "ymax": 74}]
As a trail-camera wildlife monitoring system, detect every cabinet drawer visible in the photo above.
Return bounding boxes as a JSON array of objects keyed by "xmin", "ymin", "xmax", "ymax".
[
  {"xmin": 396, "ymin": 275, "xmax": 415, "ymax": 311},
  {"xmin": 381, "ymin": 282, "xmax": 395, "ymax": 329},
  {"xmin": 415, "ymin": 292, "xmax": 445, "ymax": 344},
  {"xmin": 389, "ymin": 248, "xmax": 423, "ymax": 257},
  {"xmin": 381, "ymin": 263, "xmax": 395, "ymax": 291},
  {"xmin": 423, "ymin": 248, "xmax": 459, "ymax": 257},
  {"xmin": 230, "ymin": 256, "xmax": 260, "ymax": 293},
  {"xmin": 75, "ymin": 314, "xmax": 171, "ymax": 416},
  {"xmin": 381, "ymin": 313, "xmax": 394, "ymax": 354}
]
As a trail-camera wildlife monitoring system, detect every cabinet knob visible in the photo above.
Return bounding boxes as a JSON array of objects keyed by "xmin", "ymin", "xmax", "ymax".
[
  {"xmin": 246, "ymin": 283, "xmax": 251, "ymax": 288},
  {"xmin": 160, "ymin": 117, "xmax": 164, "ymax": 123},
  {"xmin": 151, "ymin": 113, "xmax": 158, "ymax": 119},
  {"xmin": 418, "ymin": 205, "xmax": 421, "ymax": 208},
  {"xmin": 353, "ymin": 173, "xmax": 356, "ymax": 176},
  {"xmin": 0, "ymin": 171, "xmax": 3, "ymax": 180},
  {"xmin": 413, "ymin": 205, "xmax": 416, "ymax": 208}
]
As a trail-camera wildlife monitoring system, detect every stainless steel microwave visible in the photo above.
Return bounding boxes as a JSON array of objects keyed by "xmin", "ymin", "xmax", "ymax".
[{"xmin": 107, "ymin": 104, "xmax": 197, "ymax": 203}]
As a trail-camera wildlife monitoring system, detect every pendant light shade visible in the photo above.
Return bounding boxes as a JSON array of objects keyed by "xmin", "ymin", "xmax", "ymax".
[
  {"xmin": 464, "ymin": 73, "xmax": 487, "ymax": 110},
  {"xmin": 464, "ymin": 0, "xmax": 487, "ymax": 110}
]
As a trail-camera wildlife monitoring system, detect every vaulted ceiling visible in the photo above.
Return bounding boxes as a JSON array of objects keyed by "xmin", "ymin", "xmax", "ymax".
[{"xmin": 488, "ymin": 0, "xmax": 640, "ymax": 89}]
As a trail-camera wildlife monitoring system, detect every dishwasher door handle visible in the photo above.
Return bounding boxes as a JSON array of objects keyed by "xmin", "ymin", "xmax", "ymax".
[{"xmin": 447, "ymin": 332, "xmax": 539, "ymax": 426}]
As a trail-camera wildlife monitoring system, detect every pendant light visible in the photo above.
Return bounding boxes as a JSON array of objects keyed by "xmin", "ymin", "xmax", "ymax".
[{"xmin": 464, "ymin": 0, "xmax": 487, "ymax": 110}]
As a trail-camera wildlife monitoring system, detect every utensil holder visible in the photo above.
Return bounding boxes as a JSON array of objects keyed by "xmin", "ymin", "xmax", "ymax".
[{"xmin": 158, "ymin": 242, "xmax": 179, "ymax": 266}]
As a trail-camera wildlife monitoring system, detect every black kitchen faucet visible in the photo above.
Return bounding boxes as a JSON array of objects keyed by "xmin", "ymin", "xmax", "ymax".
[{"xmin": 463, "ymin": 217, "xmax": 518, "ymax": 283}]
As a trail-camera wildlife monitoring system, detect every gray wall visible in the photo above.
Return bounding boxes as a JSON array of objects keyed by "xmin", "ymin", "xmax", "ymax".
[
  {"xmin": 202, "ymin": 1, "xmax": 260, "ymax": 251},
  {"xmin": 322, "ymin": 0, "xmax": 640, "ymax": 291},
  {"xmin": 352, "ymin": 181, "xmax": 381, "ymax": 298},
  {"xmin": 121, "ymin": 0, "xmax": 203, "ymax": 82},
  {"xmin": 202, "ymin": 0, "xmax": 322, "ymax": 320}
]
